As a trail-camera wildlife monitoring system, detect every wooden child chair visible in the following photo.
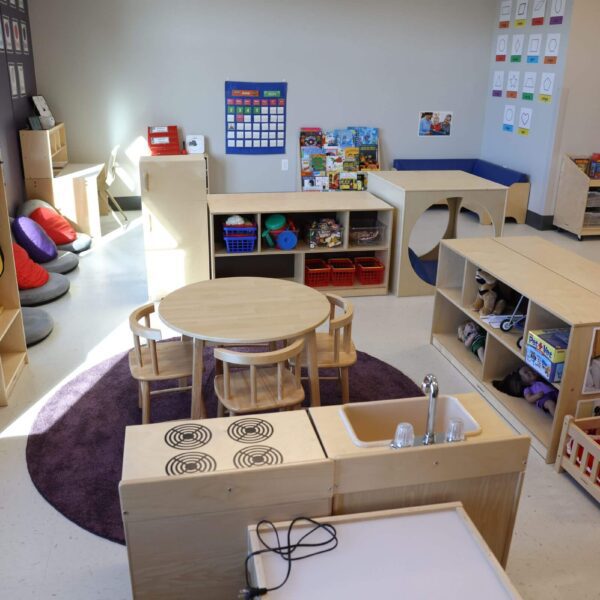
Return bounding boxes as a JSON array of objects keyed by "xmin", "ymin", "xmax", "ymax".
[
  {"xmin": 297, "ymin": 293, "xmax": 357, "ymax": 404},
  {"xmin": 213, "ymin": 339, "xmax": 305, "ymax": 416},
  {"xmin": 128, "ymin": 303, "xmax": 193, "ymax": 424}
]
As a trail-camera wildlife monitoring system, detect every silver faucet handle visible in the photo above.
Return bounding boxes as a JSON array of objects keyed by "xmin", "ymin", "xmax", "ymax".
[{"xmin": 422, "ymin": 374, "xmax": 439, "ymax": 397}]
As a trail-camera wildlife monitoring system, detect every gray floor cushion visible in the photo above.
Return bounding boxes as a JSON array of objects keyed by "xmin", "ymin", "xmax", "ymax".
[
  {"xmin": 22, "ymin": 307, "xmax": 54, "ymax": 346},
  {"xmin": 58, "ymin": 233, "xmax": 92, "ymax": 253},
  {"xmin": 19, "ymin": 199, "xmax": 55, "ymax": 218},
  {"xmin": 19, "ymin": 272, "xmax": 70, "ymax": 306},
  {"xmin": 43, "ymin": 250, "xmax": 79, "ymax": 274}
]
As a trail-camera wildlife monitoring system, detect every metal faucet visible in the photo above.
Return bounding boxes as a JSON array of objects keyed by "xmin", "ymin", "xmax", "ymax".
[{"xmin": 422, "ymin": 374, "xmax": 439, "ymax": 445}]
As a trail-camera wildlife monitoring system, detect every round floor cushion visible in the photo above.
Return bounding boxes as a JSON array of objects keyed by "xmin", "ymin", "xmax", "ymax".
[
  {"xmin": 12, "ymin": 216, "xmax": 58, "ymax": 263},
  {"xmin": 22, "ymin": 307, "xmax": 54, "ymax": 346},
  {"xmin": 19, "ymin": 198, "xmax": 56, "ymax": 218},
  {"xmin": 58, "ymin": 232, "xmax": 92, "ymax": 254},
  {"xmin": 12, "ymin": 243, "xmax": 49, "ymax": 289},
  {"xmin": 19, "ymin": 272, "xmax": 70, "ymax": 306},
  {"xmin": 29, "ymin": 206, "xmax": 77, "ymax": 245},
  {"xmin": 42, "ymin": 250, "xmax": 79, "ymax": 274}
]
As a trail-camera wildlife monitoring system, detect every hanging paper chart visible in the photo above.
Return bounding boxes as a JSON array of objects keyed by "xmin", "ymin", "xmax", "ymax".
[{"xmin": 225, "ymin": 81, "xmax": 287, "ymax": 155}]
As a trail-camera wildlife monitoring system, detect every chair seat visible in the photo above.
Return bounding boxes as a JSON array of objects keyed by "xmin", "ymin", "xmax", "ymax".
[
  {"xmin": 299, "ymin": 332, "xmax": 357, "ymax": 369},
  {"xmin": 214, "ymin": 367, "xmax": 304, "ymax": 414},
  {"xmin": 128, "ymin": 341, "xmax": 193, "ymax": 381}
]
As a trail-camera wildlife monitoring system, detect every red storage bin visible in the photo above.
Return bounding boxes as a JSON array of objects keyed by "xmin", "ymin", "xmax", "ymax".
[
  {"xmin": 328, "ymin": 258, "xmax": 356, "ymax": 287},
  {"xmin": 305, "ymin": 259, "xmax": 331, "ymax": 287},
  {"xmin": 355, "ymin": 257, "xmax": 385, "ymax": 285},
  {"xmin": 148, "ymin": 126, "xmax": 180, "ymax": 156}
]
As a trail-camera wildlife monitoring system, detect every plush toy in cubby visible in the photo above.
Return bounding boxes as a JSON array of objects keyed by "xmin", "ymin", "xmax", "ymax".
[
  {"xmin": 492, "ymin": 365, "xmax": 557, "ymax": 416},
  {"xmin": 457, "ymin": 320, "xmax": 486, "ymax": 362}
]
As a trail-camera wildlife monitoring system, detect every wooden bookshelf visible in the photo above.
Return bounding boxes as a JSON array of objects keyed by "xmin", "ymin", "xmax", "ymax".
[
  {"xmin": 432, "ymin": 237, "xmax": 600, "ymax": 463},
  {"xmin": 0, "ymin": 165, "xmax": 28, "ymax": 406},
  {"xmin": 208, "ymin": 192, "xmax": 393, "ymax": 297}
]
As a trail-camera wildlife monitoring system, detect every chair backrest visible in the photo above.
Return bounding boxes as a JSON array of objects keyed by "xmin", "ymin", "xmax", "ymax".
[
  {"xmin": 106, "ymin": 145, "xmax": 120, "ymax": 187},
  {"xmin": 326, "ymin": 293, "xmax": 354, "ymax": 362},
  {"xmin": 129, "ymin": 302, "xmax": 163, "ymax": 375},
  {"xmin": 214, "ymin": 338, "xmax": 304, "ymax": 407}
]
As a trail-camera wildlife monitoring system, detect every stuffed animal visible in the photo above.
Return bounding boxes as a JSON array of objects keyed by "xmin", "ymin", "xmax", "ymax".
[
  {"xmin": 457, "ymin": 321, "xmax": 486, "ymax": 362},
  {"xmin": 471, "ymin": 268, "xmax": 507, "ymax": 317}
]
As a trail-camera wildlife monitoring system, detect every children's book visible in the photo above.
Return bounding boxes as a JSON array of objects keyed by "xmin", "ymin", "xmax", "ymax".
[
  {"xmin": 339, "ymin": 172, "xmax": 358, "ymax": 190},
  {"xmin": 326, "ymin": 154, "xmax": 343, "ymax": 172},
  {"xmin": 324, "ymin": 145, "xmax": 341, "ymax": 157},
  {"xmin": 299, "ymin": 128, "xmax": 323, "ymax": 147},
  {"xmin": 311, "ymin": 153, "xmax": 327, "ymax": 176},
  {"xmin": 342, "ymin": 147, "xmax": 360, "ymax": 171},
  {"xmin": 328, "ymin": 171, "xmax": 340, "ymax": 190},
  {"xmin": 351, "ymin": 127, "xmax": 379, "ymax": 146},
  {"xmin": 300, "ymin": 146, "xmax": 322, "ymax": 176},
  {"xmin": 335, "ymin": 128, "xmax": 356, "ymax": 148},
  {"xmin": 303, "ymin": 176, "xmax": 328, "ymax": 191},
  {"xmin": 359, "ymin": 145, "xmax": 379, "ymax": 170},
  {"xmin": 323, "ymin": 130, "xmax": 338, "ymax": 147}
]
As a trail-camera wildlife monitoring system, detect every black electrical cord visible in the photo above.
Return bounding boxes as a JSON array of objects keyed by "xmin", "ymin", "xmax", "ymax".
[{"xmin": 241, "ymin": 517, "xmax": 338, "ymax": 599}]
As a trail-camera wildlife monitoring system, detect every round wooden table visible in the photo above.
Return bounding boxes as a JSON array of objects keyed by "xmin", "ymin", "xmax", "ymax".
[{"xmin": 158, "ymin": 277, "xmax": 331, "ymax": 419}]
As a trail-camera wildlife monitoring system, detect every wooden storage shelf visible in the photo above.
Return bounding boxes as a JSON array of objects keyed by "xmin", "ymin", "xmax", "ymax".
[
  {"xmin": 208, "ymin": 192, "xmax": 393, "ymax": 297},
  {"xmin": 554, "ymin": 155, "xmax": 600, "ymax": 239},
  {"xmin": 432, "ymin": 237, "xmax": 600, "ymax": 463},
  {"xmin": 0, "ymin": 166, "xmax": 28, "ymax": 407}
]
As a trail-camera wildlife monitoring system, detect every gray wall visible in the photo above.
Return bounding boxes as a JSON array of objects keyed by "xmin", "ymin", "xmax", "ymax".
[
  {"xmin": 479, "ymin": 0, "xmax": 573, "ymax": 217},
  {"xmin": 29, "ymin": 0, "xmax": 496, "ymax": 196}
]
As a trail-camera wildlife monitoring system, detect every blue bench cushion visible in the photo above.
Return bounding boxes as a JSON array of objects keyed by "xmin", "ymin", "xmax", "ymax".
[
  {"xmin": 471, "ymin": 159, "xmax": 529, "ymax": 186},
  {"xmin": 408, "ymin": 248, "xmax": 438, "ymax": 286}
]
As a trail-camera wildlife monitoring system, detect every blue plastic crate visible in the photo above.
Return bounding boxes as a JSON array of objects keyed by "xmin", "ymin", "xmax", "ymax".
[
  {"xmin": 224, "ymin": 236, "xmax": 256, "ymax": 253},
  {"xmin": 223, "ymin": 225, "xmax": 257, "ymax": 236}
]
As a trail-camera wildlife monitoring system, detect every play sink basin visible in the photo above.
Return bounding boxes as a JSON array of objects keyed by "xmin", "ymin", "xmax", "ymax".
[{"xmin": 339, "ymin": 395, "xmax": 482, "ymax": 448}]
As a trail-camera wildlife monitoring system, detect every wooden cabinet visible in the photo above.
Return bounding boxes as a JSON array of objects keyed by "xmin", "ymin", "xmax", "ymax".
[
  {"xmin": 139, "ymin": 154, "xmax": 210, "ymax": 301},
  {"xmin": 432, "ymin": 237, "xmax": 600, "ymax": 463},
  {"xmin": 0, "ymin": 165, "xmax": 28, "ymax": 406},
  {"xmin": 553, "ymin": 155, "xmax": 600, "ymax": 239},
  {"xmin": 19, "ymin": 123, "xmax": 104, "ymax": 237},
  {"xmin": 208, "ymin": 191, "xmax": 393, "ymax": 297}
]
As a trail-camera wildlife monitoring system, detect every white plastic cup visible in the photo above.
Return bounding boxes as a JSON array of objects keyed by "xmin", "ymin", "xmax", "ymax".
[
  {"xmin": 391, "ymin": 422, "xmax": 415, "ymax": 448},
  {"xmin": 446, "ymin": 418, "xmax": 465, "ymax": 443}
]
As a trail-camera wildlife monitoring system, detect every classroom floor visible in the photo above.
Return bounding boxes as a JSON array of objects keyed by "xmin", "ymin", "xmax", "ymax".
[{"xmin": 0, "ymin": 209, "xmax": 599, "ymax": 600}]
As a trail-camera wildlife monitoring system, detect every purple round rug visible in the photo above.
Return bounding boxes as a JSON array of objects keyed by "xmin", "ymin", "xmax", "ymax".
[{"xmin": 26, "ymin": 347, "xmax": 422, "ymax": 545}]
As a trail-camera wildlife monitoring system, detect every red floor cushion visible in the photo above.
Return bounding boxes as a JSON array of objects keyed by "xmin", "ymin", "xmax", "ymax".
[
  {"xmin": 12, "ymin": 243, "xmax": 49, "ymax": 289},
  {"xmin": 29, "ymin": 207, "xmax": 77, "ymax": 245}
]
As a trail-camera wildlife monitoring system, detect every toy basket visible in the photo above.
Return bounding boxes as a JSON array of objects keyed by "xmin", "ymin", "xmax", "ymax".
[
  {"xmin": 305, "ymin": 259, "xmax": 331, "ymax": 287},
  {"xmin": 349, "ymin": 222, "xmax": 386, "ymax": 246},
  {"xmin": 223, "ymin": 223, "xmax": 257, "ymax": 253},
  {"xmin": 328, "ymin": 258, "xmax": 355, "ymax": 287},
  {"xmin": 355, "ymin": 257, "xmax": 385, "ymax": 285}
]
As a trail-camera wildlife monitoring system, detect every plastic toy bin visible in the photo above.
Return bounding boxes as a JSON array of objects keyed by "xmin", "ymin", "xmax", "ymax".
[
  {"xmin": 349, "ymin": 222, "xmax": 386, "ymax": 246},
  {"xmin": 355, "ymin": 257, "xmax": 385, "ymax": 285},
  {"xmin": 305, "ymin": 259, "xmax": 331, "ymax": 287},
  {"xmin": 223, "ymin": 223, "xmax": 257, "ymax": 254},
  {"xmin": 328, "ymin": 258, "xmax": 356, "ymax": 287}
]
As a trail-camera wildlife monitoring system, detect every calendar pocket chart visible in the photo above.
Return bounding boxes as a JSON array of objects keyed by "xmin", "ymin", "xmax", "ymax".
[{"xmin": 225, "ymin": 81, "xmax": 287, "ymax": 155}]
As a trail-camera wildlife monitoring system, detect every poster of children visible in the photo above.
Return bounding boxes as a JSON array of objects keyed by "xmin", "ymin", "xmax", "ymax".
[{"xmin": 418, "ymin": 111, "xmax": 453, "ymax": 137}]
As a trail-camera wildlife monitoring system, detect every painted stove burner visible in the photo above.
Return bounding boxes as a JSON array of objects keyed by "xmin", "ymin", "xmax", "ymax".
[
  {"xmin": 227, "ymin": 418, "xmax": 274, "ymax": 444},
  {"xmin": 165, "ymin": 452, "xmax": 217, "ymax": 476},
  {"xmin": 233, "ymin": 446, "xmax": 284, "ymax": 469},
  {"xmin": 164, "ymin": 423, "xmax": 212, "ymax": 450}
]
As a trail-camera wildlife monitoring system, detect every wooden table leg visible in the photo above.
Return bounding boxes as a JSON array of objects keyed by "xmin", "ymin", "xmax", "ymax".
[
  {"xmin": 305, "ymin": 330, "xmax": 320, "ymax": 407},
  {"xmin": 191, "ymin": 338, "xmax": 206, "ymax": 419}
]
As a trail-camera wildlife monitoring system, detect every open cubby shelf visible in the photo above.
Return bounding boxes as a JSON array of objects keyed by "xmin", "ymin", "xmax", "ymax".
[
  {"xmin": 208, "ymin": 192, "xmax": 393, "ymax": 297},
  {"xmin": 433, "ymin": 237, "xmax": 600, "ymax": 464}
]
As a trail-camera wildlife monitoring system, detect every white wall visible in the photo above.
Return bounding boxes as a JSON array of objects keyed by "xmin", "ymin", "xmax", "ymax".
[
  {"xmin": 479, "ymin": 0, "xmax": 573, "ymax": 217},
  {"xmin": 29, "ymin": 0, "xmax": 496, "ymax": 196}
]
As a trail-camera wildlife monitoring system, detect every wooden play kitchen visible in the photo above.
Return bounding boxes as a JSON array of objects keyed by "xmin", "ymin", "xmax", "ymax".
[
  {"xmin": 120, "ymin": 392, "xmax": 529, "ymax": 599},
  {"xmin": 432, "ymin": 237, "xmax": 600, "ymax": 463},
  {"xmin": 247, "ymin": 503, "xmax": 523, "ymax": 599},
  {"xmin": 208, "ymin": 191, "xmax": 393, "ymax": 297},
  {"xmin": 367, "ymin": 170, "xmax": 507, "ymax": 297}
]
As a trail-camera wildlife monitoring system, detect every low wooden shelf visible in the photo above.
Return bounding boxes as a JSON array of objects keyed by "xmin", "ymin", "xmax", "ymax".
[
  {"xmin": 208, "ymin": 191, "xmax": 393, "ymax": 297},
  {"xmin": 432, "ymin": 237, "xmax": 600, "ymax": 463},
  {"xmin": 0, "ymin": 166, "xmax": 28, "ymax": 406},
  {"xmin": 553, "ymin": 155, "xmax": 600, "ymax": 239}
]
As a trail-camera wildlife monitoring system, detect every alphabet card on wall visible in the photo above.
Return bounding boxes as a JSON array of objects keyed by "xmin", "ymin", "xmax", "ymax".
[
  {"xmin": 499, "ymin": 0, "xmax": 512, "ymax": 28},
  {"xmin": 549, "ymin": 0, "xmax": 565, "ymax": 24},
  {"xmin": 518, "ymin": 107, "xmax": 533, "ymax": 136},
  {"xmin": 225, "ymin": 81, "xmax": 287, "ymax": 155},
  {"xmin": 514, "ymin": 0, "xmax": 528, "ymax": 27},
  {"xmin": 531, "ymin": 0, "xmax": 547, "ymax": 25},
  {"xmin": 539, "ymin": 72, "xmax": 555, "ymax": 103},
  {"xmin": 544, "ymin": 33, "xmax": 560, "ymax": 64},
  {"xmin": 503, "ymin": 105, "xmax": 516, "ymax": 132}
]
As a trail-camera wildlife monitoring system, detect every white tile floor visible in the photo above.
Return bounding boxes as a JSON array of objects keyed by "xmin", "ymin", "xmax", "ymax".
[{"xmin": 0, "ymin": 210, "xmax": 599, "ymax": 599}]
